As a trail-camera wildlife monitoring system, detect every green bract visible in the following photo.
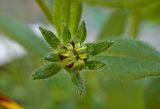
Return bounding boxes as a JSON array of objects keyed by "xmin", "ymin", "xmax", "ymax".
[{"xmin": 33, "ymin": 22, "xmax": 113, "ymax": 94}]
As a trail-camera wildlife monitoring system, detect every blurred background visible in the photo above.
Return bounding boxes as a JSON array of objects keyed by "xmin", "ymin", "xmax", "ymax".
[{"xmin": 0, "ymin": 0, "xmax": 160, "ymax": 109}]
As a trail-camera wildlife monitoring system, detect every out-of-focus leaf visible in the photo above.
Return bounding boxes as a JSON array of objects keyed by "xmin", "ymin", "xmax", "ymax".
[
  {"xmin": 85, "ymin": 61, "xmax": 105, "ymax": 70},
  {"xmin": 143, "ymin": 1, "xmax": 160, "ymax": 23},
  {"xmin": 98, "ymin": 10, "xmax": 128, "ymax": 40},
  {"xmin": 83, "ymin": 0, "xmax": 156, "ymax": 9},
  {"xmin": 63, "ymin": 24, "xmax": 71, "ymax": 44},
  {"xmin": 35, "ymin": 0, "xmax": 53, "ymax": 24},
  {"xmin": 144, "ymin": 77, "xmax": 160, "ymax": 109},
  {"xmin": 33, "ymin": 63, "xmax": 62, "ymax": 80},
  {"xmin": 0, "ymin": 16, "xmax": 49, "ymax": 56},
  {"xmin": 128, "ymin": 11, "xmax": 141, "ymax": 38},
  {"xmin": 96, "ymin": 38, "xmax": 160, "ymax": 80},
  {"xmin": 69, "ymin": 0, "xmax": 82, "ymax": 36},
  {"xmin": 76, "ymin": 21, "xmax": 86, "ymax": 43},
  {"xmin": 86, "ymin": 40, "xmax": 114, "ymax": 55},
  {"xmin": 53, "ymin": 0, "xmax": 70, "ymax": 37},
  {"xmin": 44, "ymin": 52, "xmax": 60, "ymax": 62},
  {"xmin": 39, "ymin": 26, "xmax": 61, "ymax": 50},
  {"xmin": 101, "ymin": 79, "xmax": 144, "ymax": 109}
]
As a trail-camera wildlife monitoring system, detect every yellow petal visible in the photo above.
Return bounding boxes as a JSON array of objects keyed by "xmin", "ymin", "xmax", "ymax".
[{"xmin": 0, "ymin": 96, "xmax": 23, "ymax": 109}]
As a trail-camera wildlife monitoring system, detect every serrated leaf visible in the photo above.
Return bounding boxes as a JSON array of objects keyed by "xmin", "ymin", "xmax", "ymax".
[
  {"xmin": 86, "ymin": 40, "xmax": 114, "ymax": 55},
  {"xmin": 69, "ymin": 1, "xmax": 82, "ymax": 35},
  {"xmin": 96, "ymin": 38, "xmax": 160, "ymax": 80},
  {"xmin": 0, "ymin": 16, "xmax": 49, "ymax": 56},
  {"xmin": 44, "ymin": 53, "xmax": 60, "ymax": 62},
  {"xmin": 76, "ymin": 21, "xmax": 87, "ymax": 43},
  {"xmin": 86, "ymin": 61, "xmax": 105, "ymax": 70},
  {"xmin": 39, "ymin": 27, "xmax": 61, "ymax": 49},
  {"xmin": 63, "ymin": 24, "xmax": 71, "ymax": 44},
  {"xmin": 33, "ymin": 63, "xmax": 62, "ymax": 80}
]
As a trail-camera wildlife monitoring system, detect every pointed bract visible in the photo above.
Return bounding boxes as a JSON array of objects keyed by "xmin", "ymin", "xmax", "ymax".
[
  {"xmin": 86, "ymin": 40, "xmax": 114, "ymax": 55},
  {"xmin": 44, "ymin": 53, "xmax": 60, "ymax": 62},
  {"xmin": 63, "ymin": 24, "xmax": 71, "ymax": 44},
  {"xmin": 39, "ymin": 26, "xmax": 61, "ymax": 49},
  {"xmin": 85, "ymin": 60, "xmax": 105, "ymax": 70},
  {"xmin": 33, "ymin": 63, "xmax": 61, "ymax": 79},
  {"xmin": 76, "ymin": 21, "xmax": 86, "ymax": 43}
]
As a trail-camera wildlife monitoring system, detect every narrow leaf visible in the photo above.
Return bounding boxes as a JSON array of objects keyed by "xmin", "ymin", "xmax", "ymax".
[
  {"xmin": 33, "ymin": 63, "xmax": 61, "ymax": 80},
  {"xmin": 63, "ymin": 24, "xmax": 71, "ymax": 44},
  {"xmin": 35, "ymin": 0, "xmax": 53, "ymax": 24},
  {"xmin": 53, "ymin": 0, "xmax": 70, "ymax": 37},
  {"xmin": 76, "ymin": 21, "xmax": 87, "ymax": 43},
  {"xmin": 86, "ymin": 40, "xmax": 114, "ymax": 55},
  {"xmin": 0, "ymin": 16, "xmax": 49, "ymax": 56},
  {"xmin": 39, "ymin": 27, "xmax": 61, "ymax": 49},
  {"xmin": 98, "ymin": 10, "xmax": 127, "ymax": 40},
  {"xmin": 86, "ymin": 61, "xmax": 105, "ymax": 70},
  {"xmin": 69, "ymin": 1, "xmax": 82, "ymax": 35},
  {"xmin": 44, "ymin": 53, "xmax": 60, "ymax": 62}
]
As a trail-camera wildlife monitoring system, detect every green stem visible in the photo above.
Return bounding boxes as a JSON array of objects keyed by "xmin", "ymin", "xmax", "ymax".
[
  {"xmin": 35, "ymin": 0, "xmax": 53, "ymax": 25},
  {"xmin": 128, "ymin": 10, "xmax": 141, "ymax": 39},
  {"xmin": 67, "ymin": 69, "xmax": 85, "ymax": 95}
]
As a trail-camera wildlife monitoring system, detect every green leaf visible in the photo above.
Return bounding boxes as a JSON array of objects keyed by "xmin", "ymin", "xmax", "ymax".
[
  {"xmin": 98, "ymin": 10, "xmax": 128, "ymax": 40},
  {"xmin": 86, "ymin": 40, "xmax": 114, "ymax": 55},
  {"xmin": 53, "ymin": 0, "xmax": 70, "ymax": 37},
  {"xmin": 85, "ymin": 61, "xmax": 105, "ymax": 70},
  {"xmin": 33, "ymin": 63, "xmax": 62, "ymax": 80},
  {"xmin": 76, "ymin": 21, "xmax": 87, "ymax": 43},
  {"xmin": 144, "ymin": 78, "xmax": 160, "ymax": 109},
  {"xmin": 39, "ymin": 26, "xmax": 61, "ymax": 49},
  {"xmin": 83, "ymin": 0, "xmax": 155, "ymax": 9},
  {"xmin": 96, "ymin": 38, "xmax": 160, "ymax": 80},
  {"xmin": 35, "ymin": 0, "xmax": 53, "ymax": 24},
  {"xmin": 44, "ymin": 53, "xmax": 60, "ymax": 62},
  {"xmin": 101, "ymin": 79, "xmax": 144, "ymax": 109},
  {"xmin": 63, "ymin": 24, "xmax": 71, "ymax": 44},
  {"xmin": 69, "ymin": 1, "xmax": 82, "ymax": 35},
  {"xmin": 0, "ymin": 16, "xmax": 49, "ymax": 56},
  {"xmin": 67, "ymin": 69, "xmax": 85, "ymax": 95}
]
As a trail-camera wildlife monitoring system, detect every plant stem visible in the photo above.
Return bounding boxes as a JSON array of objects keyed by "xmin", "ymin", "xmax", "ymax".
[
  {"xmin": 35, "ymin": 0, "xmax": 53, "ymax": 25},
  {"xmin": 128, "ymin": 10, "xmax": 141, "ymax": 39}
]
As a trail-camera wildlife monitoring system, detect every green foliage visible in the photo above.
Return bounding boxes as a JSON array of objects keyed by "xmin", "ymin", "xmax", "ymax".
[
  {"xmin": 1, "ymin": 0, "xmax": 160, "ymax": 108},
  {"xmin": 86, "ymin": 41, "xmax": 114, "ymax": 56},
  {"xmin": 44, "ymin": 52, "xmax": 60, "ymax": 62},
  {"xmin": 35, "ymin": 0, "xmax": 53, "ymax": 24},
  {"xmin": 39, "ymin": 26, "xmax": 61, "ymax": 49},
  {"xmin": 0, "ymin": 16, "xmax": 49, "ymax": 56},
  {"xmin": 85, "ymin": 61, "xmax": 105, "ymax": 70},
  {"xmin": 97, "ymin": 38, "xmax": 160, "ymax": 80},
  {"xmin": 144, "ymin": 78, "xmax": 160, "ymax": 109},
  {"xmin": 63, "ymin": 24, "xmax": 71, "ymax": 44},
  {"xmin": 52, "ymin": 0, "xmax": 82, "ymax": 37},
  {"xmin": 33, "ymin": 63, "xmax": 62, "ymax": 79},
  {"xmin": 69, "ymin": 0, "xmax": 82, "ymax": 35},
  {"xmin": 76, "ymin": 21, "xmax": 87, "ymax": 43},
  {"xmin": 98, "ymin": 10, "xmax": 128, "ymax": 40},
  {"xmin": 67, "ymin": 69, "xmax": 85, "ymax": 95}
]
